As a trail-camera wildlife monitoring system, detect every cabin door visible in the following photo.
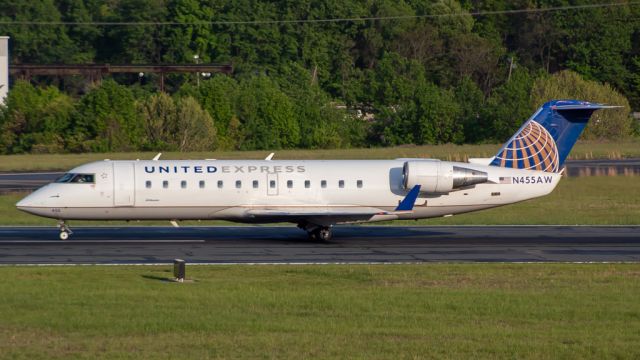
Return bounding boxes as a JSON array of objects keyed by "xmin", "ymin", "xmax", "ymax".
[
  {"xmin": 113, "ymin": 162, "xmax": 135, "ymax": 206},
  {"xmin": 266, "ymin": 173, "xmax": 278, "ymax": 196}
]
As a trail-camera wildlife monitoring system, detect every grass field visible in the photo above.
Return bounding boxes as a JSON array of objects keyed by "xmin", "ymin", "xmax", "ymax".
[
  {"xmin": 0, "ymin": 140, "xmax": 638, "ymax": 172},
  {"xmin": 4, "ymin": 176, "xmax": 639, "ymax": 226},
  {"xmin": 1, "ymin": 264, "xmax": 639, "ymax": 359}
]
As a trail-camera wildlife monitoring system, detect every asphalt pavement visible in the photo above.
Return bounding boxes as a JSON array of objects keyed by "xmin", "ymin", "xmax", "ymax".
[{"xmin": 0, "ymin": 225, "xmax": 637, "ymax": 264}]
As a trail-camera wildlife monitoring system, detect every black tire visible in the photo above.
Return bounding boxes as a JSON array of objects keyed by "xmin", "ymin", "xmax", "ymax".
[
  {"xmin": 307, "ymin": 231, "xmax": 318, "ymax": 241},
  {"xmin": 317, "ymin": 227, "xmax": 332, "ymax": 242}
]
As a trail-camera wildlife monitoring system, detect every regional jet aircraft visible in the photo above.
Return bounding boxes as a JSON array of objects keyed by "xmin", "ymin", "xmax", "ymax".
[{"xmin": 17, "ymin": 100, "xmax": 614, "ymax": 241}]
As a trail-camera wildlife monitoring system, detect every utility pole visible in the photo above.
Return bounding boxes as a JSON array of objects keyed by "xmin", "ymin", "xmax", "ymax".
[
  {"xmin": 0, "ymin": 36, "xmax": 9, "ymax": 106},
  {"xmin": 507, "ymin": 56, "xmax": 515, "ymax": 82},
  {"xmin": 193, "ymin": 54, "xmax": 200, "ymax": 87}
]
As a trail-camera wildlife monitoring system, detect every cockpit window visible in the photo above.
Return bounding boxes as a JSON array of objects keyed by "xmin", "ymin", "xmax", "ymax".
[
  {"xmin": 55, "ymin": 173, "xmax": 75, "ymax": 183},
  {"xmin": 55, "ymin": 173, "xmax": 95, "ymax": 184}
]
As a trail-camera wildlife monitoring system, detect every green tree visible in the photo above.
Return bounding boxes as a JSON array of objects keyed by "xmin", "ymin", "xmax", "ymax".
[
  {"xmin": 481, "ymin": 68, "xmax": 535, "ymax": 142},
  {"xmin": 0, "ymin": 0, "xmax": 76, "ymax": 63},
  {"xmin": 454, "ymin": 76, "xmax": 485, "ymax": 143},
  {"xmin": 71, "ymin": 80, "xmax": 144, "ymax": 152},
  {"xmin": 99, "ymin": 0, "xmax": 168, "ymax": 63},
  {"xmin": 531, "ymin": 70, "xmax": 632, "ymax": 140},
  {"xmin": 162, "ymin": 0, "xmax": 218, "ymax": 64},
  {"xmin": 275, "ymin": 62, "xmax": 364, "ymax": 148},
  {"xmin": 56, "ymin": 0, "xmax": 102, "ymax": 63},
  {"xmin": 0, "ymin": 81, "xmax": 73, "ymax": 153},
  {"xmin": 412, "ymin": 82, "xmax": 463, "ymax": 144},
  {"xmin": 236, "ymin": 75, "xmax": 300, "ymax": 150},
  {"xmin": 137, "ymin": 92, "xmax": 178, "ymax": 150},
  {"xmin": 193, "ymin": 75, "xmax": 240, "ymax": 149},
  {"xmin": 375, "ymin": 80, "xmax": 462, "ymax": 145},
  {"xmin": 174, "ymin": 96, "xmax": 218, "ymax": 151}
]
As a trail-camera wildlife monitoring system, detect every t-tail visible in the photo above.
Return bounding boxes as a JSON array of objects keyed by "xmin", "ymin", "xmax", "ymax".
[{"xmin": 489, "ymin": 100, "xmax": 618, "ymax": 173}]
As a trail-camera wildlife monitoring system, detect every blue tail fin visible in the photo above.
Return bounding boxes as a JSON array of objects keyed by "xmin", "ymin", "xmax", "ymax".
[{"xmin": 489, "ymin": 100, "xmax": 616, "ymax": 173}]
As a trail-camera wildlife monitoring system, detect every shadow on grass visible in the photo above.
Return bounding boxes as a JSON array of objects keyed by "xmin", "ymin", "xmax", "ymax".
[
  {"xmin": 141, "ymin": 274, "xmax": 175, "ymax": 282},
  {"xmin": 142, "ymin": 274, "xmax": 197, "ymax": 283}
]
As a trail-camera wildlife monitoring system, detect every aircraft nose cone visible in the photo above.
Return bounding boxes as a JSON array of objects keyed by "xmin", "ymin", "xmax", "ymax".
[{"xmin": 16, "ymin": 193, "xmax": 36, "ymax": 211}]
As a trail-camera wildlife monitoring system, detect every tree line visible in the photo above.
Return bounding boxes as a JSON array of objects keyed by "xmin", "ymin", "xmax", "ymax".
[{"xmin": 0, "ymin": 0, "xmax": 637, "ymax": 154}]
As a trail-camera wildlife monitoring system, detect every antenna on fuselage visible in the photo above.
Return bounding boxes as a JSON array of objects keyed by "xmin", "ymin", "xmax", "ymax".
[
  {"xmin": 152, "ymin": 153, "xmax": 162, "ymax": 161},
  {"xmin": 265, "ymin": 153, "xmax": 275, "ymax": 161}
]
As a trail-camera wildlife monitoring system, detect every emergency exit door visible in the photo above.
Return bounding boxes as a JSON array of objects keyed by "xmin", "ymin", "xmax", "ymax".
[{"xmin": 113, "ymin": 162, "xmax": 135, "ymax": 206}]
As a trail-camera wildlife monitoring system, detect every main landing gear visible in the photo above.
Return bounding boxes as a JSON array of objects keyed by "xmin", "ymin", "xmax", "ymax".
[
  {"xmin": 299, "ymin": 223, "xmax": 333, "ymax": 242},
  {"xmin": 58, "ymin": 220, "xmax": 73, "ymax": 240}
]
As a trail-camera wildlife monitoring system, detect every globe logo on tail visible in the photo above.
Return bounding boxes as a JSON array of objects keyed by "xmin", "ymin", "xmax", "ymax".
[{"xmin": 494, "ymin": 120, "xmax": 559, "ymax": 172}]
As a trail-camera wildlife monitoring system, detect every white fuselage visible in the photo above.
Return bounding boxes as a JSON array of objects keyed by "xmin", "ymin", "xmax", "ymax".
[{"xmin": 17, "ymin": 159, "xmax": 561, "ymax": 225}]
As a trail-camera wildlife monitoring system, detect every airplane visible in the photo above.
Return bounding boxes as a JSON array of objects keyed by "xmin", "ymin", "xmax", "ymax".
[{"xmin": 16, "ymin": 100, "xmax": 615, "ymax": 241}]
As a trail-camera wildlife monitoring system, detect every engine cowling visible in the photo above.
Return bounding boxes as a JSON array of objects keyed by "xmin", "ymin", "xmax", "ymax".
[{"xmin": 402, "ymin": 160, "xmax": 488, "ymax": 193}]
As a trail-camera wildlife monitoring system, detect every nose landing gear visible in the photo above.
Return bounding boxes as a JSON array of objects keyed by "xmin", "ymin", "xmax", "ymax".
[{"xmin": 58, "ymin": 220, "xmax": 73, "ymax": 240}]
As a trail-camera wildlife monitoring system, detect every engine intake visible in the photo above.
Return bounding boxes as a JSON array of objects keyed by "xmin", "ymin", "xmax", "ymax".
[{"xmin": 402, "ymin": 160, "xmax": 488, "ymax": 193}]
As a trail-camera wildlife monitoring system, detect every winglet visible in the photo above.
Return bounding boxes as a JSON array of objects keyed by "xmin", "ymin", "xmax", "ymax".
[
  {"xmin": 265, "ymin": 153, "xmax": 275, "ymax": 161},
  {"xmin": 152, "ymin": 153, "xmax": 162, "ymax": 161},
  {"xmin": 395, "ymin": 185, "xmax": 421, "ymax": 211}
]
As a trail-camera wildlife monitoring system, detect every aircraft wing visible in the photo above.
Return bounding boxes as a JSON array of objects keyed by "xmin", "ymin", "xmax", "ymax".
[{"xmin": 243, "ymin": 185, "xmax": 422, "ymax": 225}]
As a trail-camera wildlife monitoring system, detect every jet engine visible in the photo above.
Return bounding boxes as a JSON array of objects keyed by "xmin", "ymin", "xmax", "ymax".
[{"xmin": 402, "ymin": 160, "xmax": 488, "ymax": 193}]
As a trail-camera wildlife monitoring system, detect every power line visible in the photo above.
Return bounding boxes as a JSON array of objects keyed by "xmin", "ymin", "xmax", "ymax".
[{"xmin": 0, "ymin": 2, "xmax": 637, "ymax": 26}]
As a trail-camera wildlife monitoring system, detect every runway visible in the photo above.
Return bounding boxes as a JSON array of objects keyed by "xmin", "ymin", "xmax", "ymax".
[{"xmin": 0, "ymin": 225, "xmax": 638, "ymax": 264}]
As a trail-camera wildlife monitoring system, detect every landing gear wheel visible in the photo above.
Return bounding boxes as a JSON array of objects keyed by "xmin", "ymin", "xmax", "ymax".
[
  {"xmin": 314, "ymin": 227, "xmax": 332, "ymax": 242},
  {"xmin": 300, "ymin": 223, "xmax": 333, "ymax": 242},
  {"xmin": 57, "ymin": 220, "xmax": 72, "ymax": 240}
]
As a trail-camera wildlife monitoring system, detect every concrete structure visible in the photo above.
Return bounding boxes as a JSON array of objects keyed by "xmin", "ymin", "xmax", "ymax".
[
  {"xmin": 9, "ymin": 63, "xmax": 232, "ymax": 92},
  {"xmin": 0, "ymin": 36, "xmax": 8, "ymax": 106}
]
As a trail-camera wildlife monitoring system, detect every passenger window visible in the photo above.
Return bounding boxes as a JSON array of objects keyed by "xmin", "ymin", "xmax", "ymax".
[
  {"xmin": 199, "ymin": 180, "xmax": 205, "ymax": 189},
  {"xmin": 181, "ymin": 180, "xmax": 187, "ymax": 189},
  {"xmin": 339, "ymin": 180, "xmax": 344, "ymax": 188},
  {"xmin": 253, "ymin": 180, "xmax": 259, "ymax": 189},
  {"xmin": 235, "ymin": 180, "xmax": 241, "ymax": 189},
  {"xmin": 270, "ymin": 180, "xmax": 276, "ymax": 188},
  {"xmin": 217, "ymin": 180, "xmax": 223, "ymax": 189},
  {"xmin": 305, "ymin": 180, "xmax": 310, "ymax": 188},
  {"xmin": 287, "ymin": 180, "xmax": 293, "ymax": 188},
  {"xmin": 321, "ymin": 180, "xmax": 327, "ymax": 188},
  {"xmin": 357, "ymin": 180, "xmax": 363, "ymax": 188},
  {"xmin": 163, "ymin": 180, "xmax": 169, "ymax": 189},
  {"xmin": 145, "ymin": 181, "xmax": 152, "ymax": 189}
]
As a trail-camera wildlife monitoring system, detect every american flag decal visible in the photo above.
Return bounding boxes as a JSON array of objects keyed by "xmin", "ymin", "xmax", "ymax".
[{"xmin": 499, "ymin": 177, "xmax": 512, "ymax": 184}]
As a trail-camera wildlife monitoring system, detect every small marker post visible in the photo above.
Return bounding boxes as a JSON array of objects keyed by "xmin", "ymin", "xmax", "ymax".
[{"xmin": 173, "ymin": 259, "xmax": 185, "ymax": 282}]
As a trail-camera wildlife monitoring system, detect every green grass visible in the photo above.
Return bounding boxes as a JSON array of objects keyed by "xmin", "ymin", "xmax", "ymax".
[
  {"xmin": 0, "ymin": 140, "xmax": 638, "ymax": 172},
  {"xmin": 4, "ymin": 176, "xmax": 639, "ymax": 226},
  {"xmin": 1, "ymin": 264, "xmax": 639, "ymax": 359}
]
